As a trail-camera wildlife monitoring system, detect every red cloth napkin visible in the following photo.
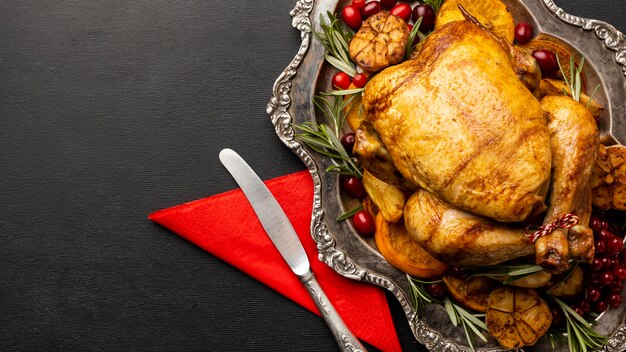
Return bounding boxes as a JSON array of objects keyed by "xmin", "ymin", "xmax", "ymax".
[{"xmin": 149, "ymin": 170, "xmax": 401, "ymax": 352}]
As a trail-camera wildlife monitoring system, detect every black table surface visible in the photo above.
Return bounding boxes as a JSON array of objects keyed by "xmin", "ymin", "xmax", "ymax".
[{"xmin": 2, "ymin": 1, "xmax": 625, "ymax": 351}]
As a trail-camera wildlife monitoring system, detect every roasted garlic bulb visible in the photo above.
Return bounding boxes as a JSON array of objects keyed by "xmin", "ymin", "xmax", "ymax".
[
  {"xmin": 348, "ymin": 11, "xmax": 409, "ymax": 72},
  {"xmin": 592, "ymin": 144, "xmax": 626, "ymax": 210},
  {"xmin": 486, "ymin": 287, "xmax": 552, "ymax": 349}
]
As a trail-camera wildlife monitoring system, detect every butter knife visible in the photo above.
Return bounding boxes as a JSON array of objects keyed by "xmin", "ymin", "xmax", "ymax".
[{"xmin": 219, "ymin": 148, "xmax": 366, "ymax": 352}]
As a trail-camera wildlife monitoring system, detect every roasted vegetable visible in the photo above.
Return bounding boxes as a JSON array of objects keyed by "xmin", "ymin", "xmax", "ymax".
[
  {"xmin": 547, "ymin": 265, "xmax": 584, "ymax": 298},
  {"xmin": 374, "ymin": 213, "xmax": 447, "ymax": 278},
  {"xmin": 442, "ymin": 275, "xmax": 497, "ymax": 312},
  {"xmin": 506, "ymin": 270, "xmax": 552, "ymax": 288},
  {"xmin": 362, "ymin": 170, "xmax": 405, "ymax": 222},
  {"xmin": 435, "ymin": 0, "xmax": 515, "ymax": 42},
  {"xmin": 592, "ymin": 144, "xmax": 626, "ymax": 210},
  {"xmin": 348, "ymin": 11, "xmax": 409, "ymax": 72},
  {"xmin": 486, "ymin": 286, "xmax": 552, "ymax": 349}
]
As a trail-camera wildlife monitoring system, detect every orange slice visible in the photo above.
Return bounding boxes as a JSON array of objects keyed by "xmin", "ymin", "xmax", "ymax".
[
  {"xmin": 435, "ymin": 0, "xmax": 515, "ymax": 42},
  {"xmin": 374, "ymin": 213, "xmax": 447, "ymax": 278},
  {"xmin": 443, "ymin": 275, "xmax": 497, "ymax": 312}
]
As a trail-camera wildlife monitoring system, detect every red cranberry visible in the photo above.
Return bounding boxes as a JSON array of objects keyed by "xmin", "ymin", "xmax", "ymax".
[
  {"xmin": 380, "ymin": 0, "xmax": 397, "ymax": 8},
  {"xmin": 589, "ymin": 272, "xmax": 602, "ymax": 286},
  {"xmin": 332, "ymin": 72, "xmax": 352, "ymax": 90},
  {"xmin": 601, "ymin": 271, "xmax": 615, "ymax": 286},
  {"xmin": 587, "ymin": 287, "xmax": 601, "ymax": 302},
  {"xmin": 352, "ymin": 73, "xmax": 367, "ymax": 88},
  {"xmin": 591, "ymin": 257, "xmax": 605, "ymax": 271},
  {"xmin": 590, "ymin": 215, "xmax": 603, "ymax": 233},
  {"xmin": 340, "ymin": 132, "xmax": 356, "ymax": 153},
  {"xmin": 599, "ymin": 228, "xmax": 614, "ymax": 241},
  {"xmin": 362, "ymin": 1, "xmax": 382, "ymax": 18},
  {"xmin": 607, "ymin": 292, "xmax": 622, "ymax": 308},
  {"xmin": 609, "ymin": 280, "xmax": 623, "ymax": 292},
  {"xmin": 595, "ymin": 300, "xmax": 609, "ymax": 313},
  {"xmin": 341, "ymin": 5, "xmax": 363, "ymax": 31},
  {"xmin": 577, "ymin": 300, "xmax": 591, "ymax": 315},
  {"xmin": 341, "ymin": 176, "xmax": 366, "ymax": 199},
  {"xmin": 601, "ymin": 257, "xmax": 612, "ymax": 269},
  {"xmin": 426, "ymin": 282, "xmax": 448, "ymax": 299},
  {"xmin": 514, "ymin": 22, "xmax": 534, "ymax": 44},
  {"xmin": 596, "ymin": 240, "xmax": 607, "ymax": 255},
  {"xmin": 353, "ymin": 210, "xmax": 375, "ymax": 235},
  {"xmin": 389, "ymin": 3, "xmax": 412, "ymax": 22},
  {"xmin": 412, "ymin": 5, "xmax": 436, "ymax": 33},
  {"xmin": 615, "ymin": 265, "xmax": 626, "ymax": 280},
  {"xmin": 352, "ymin": 0, "xmax": 366, "ymax": 11},
  {"xmin": 607, "ymin": 235, "xmax": 624, "ymax": 255},
  {"xmin": 532, "ymin": 49, "xmax": 559, "ymax": 77},
  {"xmin": 550, "ymin": 306, "xmax": 565, "ymax": 327}
]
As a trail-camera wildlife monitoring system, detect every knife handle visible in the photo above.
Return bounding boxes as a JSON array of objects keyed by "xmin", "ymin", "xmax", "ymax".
[{"xmin": 300, "ymin": 271, "xmax": 367, "ymax": 352}]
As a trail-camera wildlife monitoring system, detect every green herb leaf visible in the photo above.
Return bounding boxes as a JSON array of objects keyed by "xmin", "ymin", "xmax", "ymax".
[
  {"xmin": 405, "ymin": 18, "xmax": 423, "ymax": 60},
  {"xmin": 315, "ymin": 12, "xmax": 357, "ymax": 77},
  {"xmin": 423, "ymin": 0, "xmax": 444, "ymax": 13},
  {"xmin": 336, "ymin": 204, "xmax": 364, "ymax": 221}
]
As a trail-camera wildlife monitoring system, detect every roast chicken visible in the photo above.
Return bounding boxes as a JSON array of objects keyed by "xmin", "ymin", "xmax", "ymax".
[{"xmin": 354, "ymin": 12, "xmax": 599, "ymax": 271}]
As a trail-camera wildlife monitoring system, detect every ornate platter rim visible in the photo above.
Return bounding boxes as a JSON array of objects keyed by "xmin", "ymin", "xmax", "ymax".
[{"xmin": 267, "ymin": 1, "xmax": 626, "ymax": 351}]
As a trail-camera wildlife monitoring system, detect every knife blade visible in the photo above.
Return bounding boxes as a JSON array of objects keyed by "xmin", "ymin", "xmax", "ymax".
[{"xmin": 219, "ymin": 148, "xmax": 366, "ymax": 352}]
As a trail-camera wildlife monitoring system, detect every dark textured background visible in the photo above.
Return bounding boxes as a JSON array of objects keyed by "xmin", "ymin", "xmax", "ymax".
[{"xmin": 1, "ymin": 1, "xmax": 624, "ymax": 351}]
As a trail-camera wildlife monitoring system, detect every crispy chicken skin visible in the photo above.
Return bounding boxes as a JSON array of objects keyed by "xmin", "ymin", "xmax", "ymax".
[
  {"xmin": 362, "ymin": 20, "xmax": 551, "ymax": 223},
  {"xmin": 534, "ymin": 96, "xmax": 599, "ymax": 272},
  {"xmin": 404, "ymin": 189, "xmax": 534, "ymax": 266}
]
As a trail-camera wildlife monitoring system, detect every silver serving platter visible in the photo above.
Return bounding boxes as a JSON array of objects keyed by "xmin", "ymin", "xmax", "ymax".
[{"xmin": 267, "ymin": 0, "xmax": 626, "ymax": 351}]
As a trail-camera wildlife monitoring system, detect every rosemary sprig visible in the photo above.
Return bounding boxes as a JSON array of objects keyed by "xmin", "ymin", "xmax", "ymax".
[
  {"xmin": 546, "ymin": 262, "xmax": 579, "ymax": 294},
  {"xmin": 443, "ymin": 297, "xmax": 488, "ymax": 352},
  {"xmin": 293, "ymin": 122, "xmax": 362, "ymax": 177},
  {"xmin": 557, "ymin": 55, "xmax": 584, "ymax": 103},
  {"xmin": 549, "ymin": 297, "xmax": 608, "ymax": 352},
  {"xmin": 407, "ymin": 276, "xmax": 487, "ymax": 352},
  {"xmin": 315, "ymin": 12, "xmax": 357, "ymax": 77},
  {"xmin": 405, "ymin": 17, "xmax": 423, "ymax": 59},
  {"xmin": 336, "ymin": 204, "xmax": 363, "ymax": 222},
  {"xmin": 407, "ymin": 275, "xmax": 438, "ymax": 314},
  {"xmin": 423, "ymin": 0, "xmax": 444, "ymax": 13},
  {"xmin": 312, "ymin": 93, "xmax": 358, "ymax": 137},
  {"xmin": 463, "ymin": 263, "xmax": 544, "ymax": 284}
]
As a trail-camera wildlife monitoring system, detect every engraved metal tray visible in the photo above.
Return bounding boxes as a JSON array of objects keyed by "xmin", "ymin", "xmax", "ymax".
[{"xmin": 267, "ymin": 0, "xmax": 626, "ymax": 350}]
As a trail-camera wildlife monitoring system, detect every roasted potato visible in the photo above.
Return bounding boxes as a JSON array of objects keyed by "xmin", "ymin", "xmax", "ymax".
[
  {"xmin": 362, "ymin": 170, "xmax": 405, "ymax": 222},
  {"xmin": 547, "ymin": 265, "xmax": 584, "ymax": 298},
  {"xmin": 486, "ymin": 286, "xmax": 552, "ymax": 349},
  {"xmin": 348, "ymin": 11, "xmax": 409, "ymax": 72},
  {"xmin": 506, "ymin": 270, "xmax": 552, "ymax": 288},
  {"xmin": 592, "ymin": 144, "xmax": 626, "ymax": 210}
]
